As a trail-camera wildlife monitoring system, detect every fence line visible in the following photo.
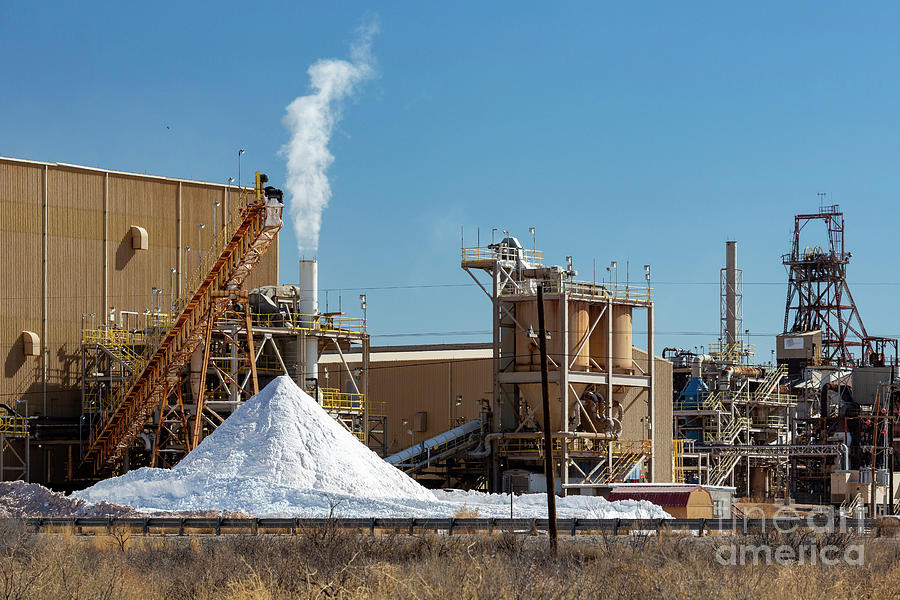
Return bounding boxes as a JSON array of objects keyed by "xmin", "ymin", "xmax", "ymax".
[{"xmin": 9, "ymin": 516, "xmax": 881, "ymax": 537}]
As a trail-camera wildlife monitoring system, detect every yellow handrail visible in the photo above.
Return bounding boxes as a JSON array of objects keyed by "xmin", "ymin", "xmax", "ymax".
[
  {"xmin": 673, "ymin": 439, "xmax": 686, "ymax": 484},
  {"xmin": 0, "ymin": 415, "xmax": 28, "ymax": 436}
]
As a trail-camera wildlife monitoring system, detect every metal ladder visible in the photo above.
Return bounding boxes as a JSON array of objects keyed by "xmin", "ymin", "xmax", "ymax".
[{"xmin": 80, "ymin": 180, "xmax": 282, "ymax": 475}]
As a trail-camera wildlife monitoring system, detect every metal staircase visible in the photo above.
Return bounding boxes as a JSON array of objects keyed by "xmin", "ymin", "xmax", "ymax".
[
  {"xmin": 590, "ymin": 440, "xmax": 652, "ymax": 484},
  {"xmin": 708, "ymin": 453, "xmax": 741, "ymax": 486},
  {"xmin": 704, "ymin": 416, "xmax": 750, "ymax": 444},
  {"xmin": 80, "ymin": 176, "xmax": 282, "ymax": 475},
  {"xmin": 752, "ymin": 364, "xmax": 787, "ymax": 401}
]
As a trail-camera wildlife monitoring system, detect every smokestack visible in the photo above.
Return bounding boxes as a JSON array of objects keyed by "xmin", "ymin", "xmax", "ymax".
[
  {"xmin": 725, "ymin": 241, "xmax": 738, "ymax": 346},
  {"xmin": 299, "ymin": 259, "xmax": 319, "ymax": 392}
]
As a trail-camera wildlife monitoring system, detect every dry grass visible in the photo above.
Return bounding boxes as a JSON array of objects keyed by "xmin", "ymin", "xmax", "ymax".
[
  {"xmin": 1, "ymin": 520, "xmax": 900, "ymax": 599},
  {"xmin": 452, "ymin": 504, "xmax": 480, "ymax": 518}
]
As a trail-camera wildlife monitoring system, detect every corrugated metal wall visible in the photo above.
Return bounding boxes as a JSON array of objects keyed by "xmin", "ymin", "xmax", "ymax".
[
  {"xmin": 325, "ymin": 347, "xmax": 675, "ymax": 482},
  {"xmin": 0, "ymin": 157, "xmax": 279, "ymax": 418},
  {"xmin": 322, "ymin": 353, "xmax": 493, "ymax": 453}
]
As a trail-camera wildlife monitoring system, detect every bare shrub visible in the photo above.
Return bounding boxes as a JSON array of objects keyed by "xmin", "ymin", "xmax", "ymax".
[{"xmin": 452, "ymin": 504, "xmax": 479, "ymax": 518}]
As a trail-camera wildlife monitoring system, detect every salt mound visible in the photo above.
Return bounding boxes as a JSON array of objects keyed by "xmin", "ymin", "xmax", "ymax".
[
  {"xmin": 175, "ymin": 376, "xmax": 433, "ymax": 500},
  {"xmin": 76, "ymin": 376, "xmax": 434, "ymax": 510}
]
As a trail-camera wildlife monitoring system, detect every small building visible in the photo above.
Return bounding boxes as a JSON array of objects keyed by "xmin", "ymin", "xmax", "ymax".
[{"xmin": 608, "ymin": 484, "xmax": 714, "ymax": 519}]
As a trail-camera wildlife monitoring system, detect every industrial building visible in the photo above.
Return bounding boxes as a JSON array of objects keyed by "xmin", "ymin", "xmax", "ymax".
[
  {"xmin": 0, "ymin": 156, "xmax": 277, "ymax": 485},
  {"xmin": 2, "ymin": 156, "xmax": 899, "ymax": 517}
]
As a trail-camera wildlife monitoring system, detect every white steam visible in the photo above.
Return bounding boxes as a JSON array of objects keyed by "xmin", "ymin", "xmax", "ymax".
[{"xmin": 281, "ymin": 22, "xmax": 378, "ymax": 255}]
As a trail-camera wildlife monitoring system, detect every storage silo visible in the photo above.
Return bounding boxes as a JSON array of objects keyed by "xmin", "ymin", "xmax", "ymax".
[
  {"xmin": 568, "ymin": 301, "xmax": 590, "ymax": 371},
  {"xmin": 611, "ymin": 305, "xmax": 633, "ymax": 373},
  {"xmin": 588, "ymin": 304, "xmax": 609, "ymax": 370}
]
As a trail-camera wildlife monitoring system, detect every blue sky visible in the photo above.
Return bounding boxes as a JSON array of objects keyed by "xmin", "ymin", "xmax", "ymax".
[{"xmin": 2, "ymin": 2, "xmax": 899, "ymax": 360}]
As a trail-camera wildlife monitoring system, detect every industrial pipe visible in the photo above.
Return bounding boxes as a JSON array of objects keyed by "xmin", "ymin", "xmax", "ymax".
[
  {"xmin": 839, "ymin": 443, "xmax": 849, "ymax": 471},
  {"xmin": 691, "ymin": 354, "xmax": 713, "ymax": 378}
]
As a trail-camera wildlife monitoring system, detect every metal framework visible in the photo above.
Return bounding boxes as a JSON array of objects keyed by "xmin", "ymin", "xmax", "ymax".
[
  {"xmin": 0, "ymin": 413, "xmax": 29, "ymax": 481},
  {"xmin": 461, "ymin": 235, "xmax": 655, "ymax": 493},
  {"xmin": 782, "ymin": 205, "xmax": 890, "ymax": 367},
  {"xmin": 80, "ymin": 174, "xmax": 282, "ymax": 475}
]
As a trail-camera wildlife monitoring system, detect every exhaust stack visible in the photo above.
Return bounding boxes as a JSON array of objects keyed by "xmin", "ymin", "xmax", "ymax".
[
  {"xmin": 724, "ymin": 241, "xmax": 738, "ymax": 346},
  {"xmin": 299, "ymin": 259, "xmax": 319, "ymax": 392}
]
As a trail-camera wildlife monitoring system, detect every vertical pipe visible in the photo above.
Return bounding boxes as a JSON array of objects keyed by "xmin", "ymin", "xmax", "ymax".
[
  {"xmin": 103, "ymin": 172, "xmax": 109, "ymax": 320},
  {"xmin": 448, "ymin": 362, "xmax": 452, "ymax": 428},
  {"xmin": 491, "ymin": 265, "xmax": 501, "ymax": 492},
  {"xmin": 42, "ymin": 165, "xmax": 48, "ymax": 416},
  {"xmin": 725, "ymin": 241, "xmax": 738, "ymax": 346},
  {"xmin": 362, "ymin": 335, "xmax": 370, "ymax": 447},
  {"xmin": 559, "ymin": 292, "xmax": 569, "ymax": 494},
  {"xmin": 871, "ymin": 391, "xmax": 880, "ymax": 518},
  {"xmin": 177, "ymin": 182, "xmax": 183, "ymax": 297},
  {"xmin": 606, "ymin": 298, "xmax": 613, "ymax": 467},
  {"xmin": 299, "ymin": 260, "xmax": 319, "ymax": 391},
  {"xmin": 537, "ymin": 284, "xmax": 558, "ymax": 551},
  {"xmin": 648, "ymin": 302, "xmax": 655, "ymax": 482}
]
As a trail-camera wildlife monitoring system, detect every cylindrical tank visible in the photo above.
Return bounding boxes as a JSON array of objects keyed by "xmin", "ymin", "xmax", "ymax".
[
  {"xmin": 611, "ymin": 305, "xmax": 633, "ymax": 373},
  {"xmin": 750, "ymin": 467, "xmax": 768, "ymax": 499},
  {"xmin": 514, "ymin": 298, "xmax": 559, "ymax": 368},
  {"xmin": 568, "ymin": 301, "xmax": 590, "ymax": 370},
  {"xmin": 299, "ymin": 260, "xmax": 319, "ymax": 388},
  {"xmin": 588, "ymin": 304, "xmax": 609, "ymax": 370},
  {"xmin": 515, "ymin": 301, "xmax": 537, "ymax": 367}
]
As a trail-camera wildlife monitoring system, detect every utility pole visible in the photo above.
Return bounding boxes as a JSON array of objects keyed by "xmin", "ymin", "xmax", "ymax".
[{"xmin": 537, "ymin": 284, "xmax": 558, "ymax": 552}]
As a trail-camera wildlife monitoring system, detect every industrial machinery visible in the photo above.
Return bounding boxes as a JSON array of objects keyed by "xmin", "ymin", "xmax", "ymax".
[
  {"xmin": 80, "ymin": 173, "xmax": 284, "ymax": 475},
  {"xmin": 673, "ymin": 206, "xmax": 899, "ymax": 513},
  {"xmin": 673, "ymin": 241, "xmax": 800, "ymax": 493},
  {"xmin": 782, "ymin": 204, "xmax": 896, "ymax": 368},
  {"xmin": 455, "ymin": 233, "xmax": 660, "ymax": 493},
  {"xmin": 77, "ymin": 172, "xmax": 385, "ymax": 477}
]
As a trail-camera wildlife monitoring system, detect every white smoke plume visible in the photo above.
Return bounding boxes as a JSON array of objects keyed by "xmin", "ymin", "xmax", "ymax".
[{"xmin": 281, "ymin": 22, "xmax": 378, "ymax": 254}]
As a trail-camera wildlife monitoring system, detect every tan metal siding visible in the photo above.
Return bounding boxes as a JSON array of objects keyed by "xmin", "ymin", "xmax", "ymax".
[
  {"xmin": 0, "ymin": 162, "xmax": 44, "ymax": 409},
  {"xmin": 0, "ymin": 157, "xmax": 279, "ymax": 417},
  {"xmin": 322, "ymin": 356, "xmax": 493, "ymax": 454}
]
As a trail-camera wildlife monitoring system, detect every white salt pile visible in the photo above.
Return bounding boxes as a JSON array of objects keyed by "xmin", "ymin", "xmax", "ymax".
[
  {"xmin": 0, "ymin": 481, "xmax": 136, "ymax": 518},
  {"xmin": 74, "ymin": 376, "xmax": 670, "ymax": 519},
  {"xmin": 172, "ymin": 375, "xmax": 433, "ymax": 501}
]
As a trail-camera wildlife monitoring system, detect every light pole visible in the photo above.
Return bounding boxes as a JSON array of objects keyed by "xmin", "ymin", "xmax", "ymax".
[
  {"xmin": 197, "ymin": 223, "xmax": 205, "ymax": 274},
  {"xmin": 644, "ymin": 264, "xmax": 651, "ymax": 295},
  {"xmin": 238, "ymin": 149, "xmax": 245, "ymax": 204},
  {"xmin": 359, "ymin": 294, "xmax": 367, "ymax": 323},
  {"xmin": 227, "ymin": 177, "xmax": 235, "ymax": 237},
  {"xmin": 611, "ymin": 261, "xmax": 618, "ymax": 292},
  {"xmin": 529, "ymin": 227, "xmax": 535, "ymax": 262},
  {"xmin": 212, "ymin": 201, "xmax": 220, "ymax": 252},
  {"xmin": 184, "ymin": 246, "xmax": 191, "ymax": 292},
  {"xmin": 151, "ymin": 287, "xmax": 162, "ymax": 345},
  {"xmin": 169, "ymin": 268, "xmax": 176, "ymax": 312}
]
